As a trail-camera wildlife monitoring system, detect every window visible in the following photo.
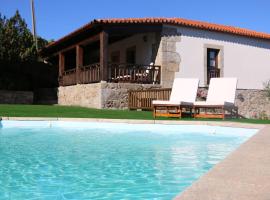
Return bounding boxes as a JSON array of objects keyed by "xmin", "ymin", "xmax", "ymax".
[
  {"xmin": 126, "ymin": 46, "xmax": 136, "ymax": 64},
  {"xmin": 207, "ymin": 48, "xmax": 220, "ymax": 84}
]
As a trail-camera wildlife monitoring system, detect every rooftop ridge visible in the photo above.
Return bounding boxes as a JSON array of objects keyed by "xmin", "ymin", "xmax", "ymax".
[{"xmin": 43, "ymin": 17, "xmax": 270, "ymax": 51}]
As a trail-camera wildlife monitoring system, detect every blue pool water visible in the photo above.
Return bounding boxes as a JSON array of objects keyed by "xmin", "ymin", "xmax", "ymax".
[{"xmin": 0, "ymin": 121, "xmax": 257, "ymax": 200}]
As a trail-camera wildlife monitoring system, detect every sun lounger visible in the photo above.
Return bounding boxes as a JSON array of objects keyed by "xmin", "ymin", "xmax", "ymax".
[
  {"xmin": 152, "ymin": 78, "xmax": 199, "ymax": 118},
  {"xmin": 194, "ymin": 77, "xmax": 238, "ymax": 119}
]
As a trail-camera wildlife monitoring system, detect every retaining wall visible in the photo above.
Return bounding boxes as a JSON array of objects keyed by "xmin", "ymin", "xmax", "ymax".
[
  {"xmin": 0, "ymin": 90, "xmax": 33, "ymax": 104},
  {"xmin": 58, "ymin": 84, "xmax": 270, "ymax": 119},
  {"xmin": 58, "ymin": 83, "xmax": 161, "ymax": 109},
  {"xmin": 197, "ymin": 88, "xmax": 270, "ymax": 119}
]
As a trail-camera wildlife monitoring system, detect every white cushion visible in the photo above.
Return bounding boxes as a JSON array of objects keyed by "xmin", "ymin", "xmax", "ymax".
[
  {"xmin": 170, "ymin": 78, "xmax": 199, "ymax": 103},
  {"xmin": 153, "ymin": 100, "xmax": 193, "ymax": 106},
  {"xmin": 152, "ymin": 78, "xmax": 199, "ymax": 106},
  {"xmin": 152, "ymin": 100, "xmax": 180, "ymax": 105},
  {"xmin": 194, "ymin": 101, "xmax": 235, "ymax": 107},
  {"xmin": 207, "ymin": 78, "xmax": 237, "ymax": 104}
]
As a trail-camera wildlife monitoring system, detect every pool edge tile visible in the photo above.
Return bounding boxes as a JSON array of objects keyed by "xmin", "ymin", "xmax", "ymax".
[{"xmin": 1, "ymin": 117, "xmax": 265, "ymax": 129}]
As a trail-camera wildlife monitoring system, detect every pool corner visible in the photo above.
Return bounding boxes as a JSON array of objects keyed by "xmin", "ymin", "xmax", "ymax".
[{"xmin": 174, "ymin": 125, "xmax": 270, "ymax": 200}]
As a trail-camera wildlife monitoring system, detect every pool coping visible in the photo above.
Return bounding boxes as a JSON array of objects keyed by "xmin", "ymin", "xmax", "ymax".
[
  {"xmin": 0, "ymin": 116, "xmax": 265, "ymax": 129},
  {"xmin": 174, "ymin": 125, "xmax": 270, "ymax": 200},
  {"xmin": 1, "ymin": 116, "xmax": 269, "ymax": 199}
]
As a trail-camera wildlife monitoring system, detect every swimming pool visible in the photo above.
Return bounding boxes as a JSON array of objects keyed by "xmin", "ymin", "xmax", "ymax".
[{"xmin": 0, "ymin": 121, "xmax": 257, "ymax": 199}]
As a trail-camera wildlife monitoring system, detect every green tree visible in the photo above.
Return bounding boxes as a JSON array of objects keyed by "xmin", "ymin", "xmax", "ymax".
[{"xmin": 0, "ymin": 10, "xmax": 47, "ymax": 62}]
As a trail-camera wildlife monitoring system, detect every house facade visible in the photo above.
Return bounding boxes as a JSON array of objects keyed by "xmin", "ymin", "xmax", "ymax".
[{"xmin": 41, "ymin": 18, "xmax": 270, "ymax": 118}]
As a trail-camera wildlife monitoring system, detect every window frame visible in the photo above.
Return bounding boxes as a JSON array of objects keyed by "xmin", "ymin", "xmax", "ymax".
[{"xmin": 204, "ymin": 44, "xmax": 224, "ymax": 85}]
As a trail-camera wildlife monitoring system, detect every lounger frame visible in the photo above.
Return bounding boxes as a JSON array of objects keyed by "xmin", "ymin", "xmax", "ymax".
[
  {"xmin": 194, "ymin": 104, "xmax": 238, "ymax": 119},
  {"xmin": 153, "ymin": 104, "xmax": 193, "ymax": 118},
  {"xmin": 194, "ymin": 78, "xmax": 238, "ymax": 119},
  {"xmin": 152, "ymin": 78, "xmax": 199, "ymax": 118}
]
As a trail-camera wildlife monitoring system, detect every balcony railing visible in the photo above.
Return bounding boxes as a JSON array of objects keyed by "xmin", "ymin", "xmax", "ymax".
[
  {"xmin": 79, "ymin": 63, "xmax": 100, "ymax": 84},
  {"xmin": 61, "ymin": 63, "xmax": 161, "ymax": 86},
  {"xmin": 108, "ymin": 63, "xmax": 161, "ymax": 84},
  {"xmin": 207, "ymin": 68, "xmax": 220, "ymax": 84},
  {"xmin": 62, "ymin": 68, "xmax": 76, "ymax": 86}
]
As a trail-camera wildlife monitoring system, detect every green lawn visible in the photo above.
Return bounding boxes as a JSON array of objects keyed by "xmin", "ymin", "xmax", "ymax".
[{"xmin": 0, "ymin": 104, "xmax": 269, "ymax": 124}]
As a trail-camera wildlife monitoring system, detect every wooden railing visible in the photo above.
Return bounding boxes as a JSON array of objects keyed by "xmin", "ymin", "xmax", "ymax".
[
  {"xmin": 62, "ymin": 68, "xmax": 76, "ymax": 86},
  {"xmin": 61, "ymin": 63, "xmax": 161, "ymax": 86},
  {"xmin": 128, "ymin": 88, "xmax": 171, "ymax": 110},
  {"xmin": 108, "ymin": 63, "xmax": 161, "ymax": 84},
  {"xmin": 79, "ymin": 63, "xmax": 100, "ymax": 84}
]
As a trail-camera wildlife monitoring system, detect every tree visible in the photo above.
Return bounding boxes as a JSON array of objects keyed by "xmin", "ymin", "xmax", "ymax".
[
  {"xmin": 0, "ymin": 11, "xmax": 58, "ymax": 91},
  {"xmin": 0, "ymin": 10, "xmax": 48, "ymax": 62}
]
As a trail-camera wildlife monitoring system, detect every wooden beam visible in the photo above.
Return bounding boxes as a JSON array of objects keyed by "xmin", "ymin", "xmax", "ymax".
[
  {"xmin": 59, "ymin": 52, "xmax": 65, "ymax": 86},
  {"xmin": 50, "ymin": 33, "xmax": 100, "ymax": 57},
  {"xmin": 100, "ymin": 31, "xmax": 108, "ymax": 81},
  {"xmin": 79, "ymin": 34, "xmax": 100, "ymax": 46},
  {"xmin": 76, "ymin": 45, "xmax": 83, "ymax": 84}
]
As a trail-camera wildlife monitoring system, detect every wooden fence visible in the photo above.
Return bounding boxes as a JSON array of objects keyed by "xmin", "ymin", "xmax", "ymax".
[{"xmin": 128, "ymin": 88, "xmax": 171, "ymax": 110}]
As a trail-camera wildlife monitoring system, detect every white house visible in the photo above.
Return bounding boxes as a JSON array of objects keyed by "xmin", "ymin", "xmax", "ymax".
[
  {"xmin": 173, "ymin": 25, "xmax": 270, "ymax": 89},
  {"xmin": 41, "ymin": 17, "xmax": 270, "ymax": 117}
]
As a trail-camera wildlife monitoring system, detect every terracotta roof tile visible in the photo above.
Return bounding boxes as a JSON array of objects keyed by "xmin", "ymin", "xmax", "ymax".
[{"xmin": 44, "ymin": 17, "xmax": 270, "ymax": 50}]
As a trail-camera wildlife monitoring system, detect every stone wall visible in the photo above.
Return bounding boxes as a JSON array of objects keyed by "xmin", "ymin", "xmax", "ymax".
[
  {"xmin": 34, "ymin": 88, "xmax": 58, "ymax": 104},
  {"xmin": 58, "ymin": 83, "xmax": 102, "ymax": 108},
  {"xmin": 58, "ymin": 84, "xmax": 270, "ymax": 119},
  {"xmin": 235, "ymin": 89, "xmax": 270, "ymax": 119},
  {"xmin": 155, "ymin": 26, "xmax": 181, "ymax": 88},
  {"xmin": 101, "ymin": 83, "xmax": 161, "ymax": 109},
  {"xmin": 58, "ymin": 83, "xmax": 161, "ymax": 109},
  {"xmin": 0, "ymin": 90, "xmax": 33, "ymax": 104},
  {"xmin": 197, "ymin": 88, "xmax": 270, "ymax": 119}
]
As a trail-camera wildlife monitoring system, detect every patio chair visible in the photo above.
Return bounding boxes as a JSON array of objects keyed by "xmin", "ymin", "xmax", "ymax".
[
  {"xmin": 194, "ymin": 77, "xmax": 238, "ymax": 119},
  {"xmin": 152, "ymin": 78, "xmax": 199, "ymax": 118}
]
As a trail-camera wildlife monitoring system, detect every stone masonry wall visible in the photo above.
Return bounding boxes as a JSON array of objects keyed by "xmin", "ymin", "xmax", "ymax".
[
  {"xmin": 198, "ymin": 88, "xmax": 270, "ymax": 119},
  {"xmin": 58, "ymin": 83, "xmax": 161, "ymax": 109},
  {"xmin": 58, "ymin": 84, "xmax": 270, "ymax": 119},
  {"xmin": 58, "ymin": 83, "xmax": 102, "ymax": 108},
  {"xmin": 101, "ymin": 83, "xmax": 161, "ymax": 109},
  {"xmin": 0, "ymin": 90, "xmax": 33, "ymax": 104},
  {"xmin": 155, "ymin": 26, "xmax": 181, "ymax": 88},
  {"xmin": 235, "ymin": 89, "xmax": 270, "ymax": 119}
]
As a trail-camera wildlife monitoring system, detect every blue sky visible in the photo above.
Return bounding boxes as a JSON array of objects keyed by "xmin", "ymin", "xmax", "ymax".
[{"xmin": 1, "ymin": 0, "xmax": 270, "ymax": 40}]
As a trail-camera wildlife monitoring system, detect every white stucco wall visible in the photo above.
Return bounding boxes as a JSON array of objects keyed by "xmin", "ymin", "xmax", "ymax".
[
  {"xmin": 108, "ymin": 33, "xmax": 156, "ymax": 64},
  {"xmin": 173, "ymin": 25, "xmax": 270, "ymax": 89}
]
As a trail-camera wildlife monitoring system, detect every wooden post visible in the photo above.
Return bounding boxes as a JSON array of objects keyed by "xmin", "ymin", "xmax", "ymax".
[
  {"xmin": 76, "ymin": 45, "xmax": 83, "ymax": 84},
  {"xmin": 59, "ymin": 52, "xmax": 65, "ymax": 86},
  {"xmin": 100, "ymin": 31, "xmax": 108, "ymax": 81}
]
